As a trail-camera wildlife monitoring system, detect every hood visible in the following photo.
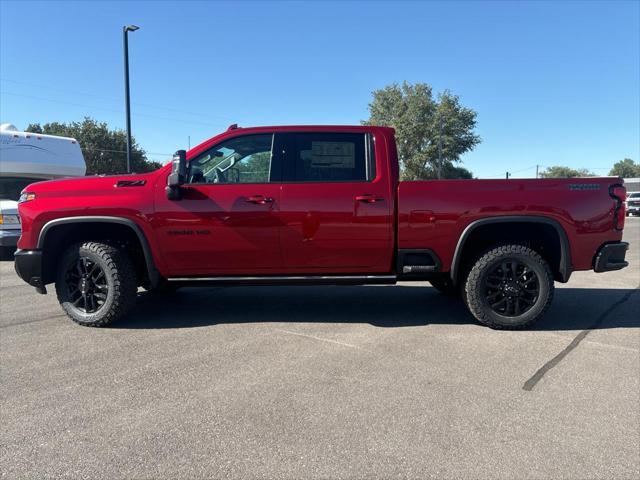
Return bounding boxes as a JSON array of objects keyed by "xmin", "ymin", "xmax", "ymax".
[{"xmin": 23, "ymin": 171, "xmax": 160, "ymax": 195}]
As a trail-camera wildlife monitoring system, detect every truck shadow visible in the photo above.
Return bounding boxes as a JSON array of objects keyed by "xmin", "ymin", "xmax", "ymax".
[{"xmin": 119, "ymin": 285, "xmax": 639, "ymax": 331}]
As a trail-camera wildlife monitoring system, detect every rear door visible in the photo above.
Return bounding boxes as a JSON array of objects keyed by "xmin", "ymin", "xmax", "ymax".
[{"xmin": 278, "ymin": 131, "xmax": 393, "ymax": 273}]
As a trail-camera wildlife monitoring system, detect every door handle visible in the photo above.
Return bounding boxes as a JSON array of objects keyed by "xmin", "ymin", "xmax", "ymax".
[
  {"xmin": 355, "ymin": 194, "xmax": 383, "ymax": 203},
  {"xmin": 245, "ymin": 195, "xmax": 274, "ymax": 205}
]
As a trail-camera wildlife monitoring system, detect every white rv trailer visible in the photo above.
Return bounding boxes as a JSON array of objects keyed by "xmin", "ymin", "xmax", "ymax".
[{"xmin": 0, "ymin": 124, "xmax": 85, "ymax": 252}]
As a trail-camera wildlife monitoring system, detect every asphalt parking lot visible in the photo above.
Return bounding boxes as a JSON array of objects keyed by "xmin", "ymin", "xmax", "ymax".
[{"xmin": 1, "ymin": 219, "xmax": 638, "ymax": 479}]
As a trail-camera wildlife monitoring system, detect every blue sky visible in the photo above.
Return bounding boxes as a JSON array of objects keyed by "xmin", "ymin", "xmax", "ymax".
[{"xmin": 1, "ymin": 0, "xmax": 638, "ymax": 178}]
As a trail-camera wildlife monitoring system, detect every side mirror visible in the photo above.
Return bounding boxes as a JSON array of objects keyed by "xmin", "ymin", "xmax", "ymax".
[{"xmin": 166, "ymin": 150, "xmax": 187, "ymax": 200}]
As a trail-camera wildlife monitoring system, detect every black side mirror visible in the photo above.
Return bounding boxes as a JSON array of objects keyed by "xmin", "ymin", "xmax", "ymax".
[{"xmin": 166, "ymin": 150, "xmax": 187, "ymax": 200}]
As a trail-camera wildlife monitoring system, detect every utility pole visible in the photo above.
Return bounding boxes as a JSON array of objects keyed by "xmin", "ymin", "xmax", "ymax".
[
  {"xmin": 123, "ymin": 25, "xmax": 139, "ymax": 173},
  {"xmin": 535, "ymin": 164, "xmax": 539, "ymax": 178},
  {"xmin": 188, "ymin": 136, "xmax": 191, "ymax": 150},
  {"xmin": 437, "ymin": 114, "xmax": 443, "ymax": 180},
  {"xmin": 506, "ymin": 171, "xmax": 510, "ymax": 179}
]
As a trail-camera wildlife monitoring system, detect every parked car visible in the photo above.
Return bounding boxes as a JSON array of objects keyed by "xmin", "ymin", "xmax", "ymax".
[
  {"xmin": 0, "ymin": 199, "xmax": 21, "ymax": 257},
  {"xmin": 0, "ymin": 123, "xmax": 85, "ymax": 256},
  {"xmin": 14, "ymin": 125, "xmax": 629, "ymax": 329},
  {"xmin": 625, "ymin": 192, "xmax": 640, "ymax": 216}
]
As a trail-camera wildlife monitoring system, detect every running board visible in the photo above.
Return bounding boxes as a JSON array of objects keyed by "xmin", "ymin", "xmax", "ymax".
[
  {"xmin": 166, "ymin": 275, "xmax": 397, "ymax": 286},
  {"xmin": 402, "ymin": 265, "xmax": 437, "ymax": 274}
]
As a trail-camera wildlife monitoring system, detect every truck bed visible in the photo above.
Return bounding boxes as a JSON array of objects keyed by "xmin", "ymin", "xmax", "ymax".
[{"xmin": 398, "ymin": 177, "xmax": 623, "ymax": 273}]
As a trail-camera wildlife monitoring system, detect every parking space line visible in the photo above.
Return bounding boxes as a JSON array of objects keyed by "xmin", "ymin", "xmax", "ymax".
[{"xmin": 275, "ymin": 328, "xmax": 371, "ymax": 352}]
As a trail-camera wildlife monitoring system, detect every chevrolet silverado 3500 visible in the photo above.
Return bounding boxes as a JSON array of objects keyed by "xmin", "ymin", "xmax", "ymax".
[{"xmin": 14, "ymin": 125, "xmax": 629, "ymax": 328}]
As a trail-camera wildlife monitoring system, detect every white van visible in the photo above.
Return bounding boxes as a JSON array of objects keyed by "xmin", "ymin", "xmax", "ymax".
[{"xmin": 0, "ymin": 124, "xmax": 85, "ymax": 254}]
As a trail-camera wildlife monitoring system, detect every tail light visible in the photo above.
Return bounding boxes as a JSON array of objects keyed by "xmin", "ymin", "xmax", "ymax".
[{"xmin": 609, "ymin": 184, "xmax": 626, "ymax": 231}]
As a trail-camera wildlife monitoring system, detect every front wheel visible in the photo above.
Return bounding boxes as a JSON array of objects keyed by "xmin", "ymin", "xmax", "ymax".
[
  {"xmin": 55, "ymin": 242, "xmax": 137, "ymax": 327},
  {"xmin": 464, "ymin": 244, "xmax": 554, "ymax": 329}
]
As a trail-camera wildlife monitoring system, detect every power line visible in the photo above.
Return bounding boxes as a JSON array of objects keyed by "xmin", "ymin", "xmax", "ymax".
[
  {"xmin": 0, "ymin": 91, "xmax": 229, "ymax": 128},
  {"xmin": 81, "ymin": 147, "xmax": 172, "ymax": 156},
  {"xmin": 0, "ymin": 77, "xmax": 238, "ymax": 122},
  {"xmin": 486, "ymin": 164, "xmax": 614, "ymax": 179},
  {"xmin": 510, "ymin": 165, "xmax": 537, "ymax": 175},
  {"xmin": 487, "ymin": 165, "xmax": 537, "ymax": 178}
]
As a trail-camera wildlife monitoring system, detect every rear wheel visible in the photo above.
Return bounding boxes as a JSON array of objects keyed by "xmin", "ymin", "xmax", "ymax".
[
  {"xmin": 55, "ymin": 242, "xmax": 137, "ymax": 327},
  {"xmin": 464, "ymin": 244, "xmax": 554, "ymax": 329}
]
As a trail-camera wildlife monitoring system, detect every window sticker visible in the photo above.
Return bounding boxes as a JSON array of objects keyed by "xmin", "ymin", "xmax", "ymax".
[{"xmin": 309, "ymin": 141, "xmax": 355, "ymax": 169}]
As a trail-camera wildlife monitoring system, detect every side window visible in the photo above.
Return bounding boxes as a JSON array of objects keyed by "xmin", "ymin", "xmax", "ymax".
[
  {"xmin": 188, "ymin": 134, "xmax": 273, "ymax": 184},
  {"xmin": 290, "ymin": 133, "xmax": 370, "ymax": 182}
]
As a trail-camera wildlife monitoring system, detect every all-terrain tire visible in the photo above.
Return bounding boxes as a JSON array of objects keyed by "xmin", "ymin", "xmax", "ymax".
[
  {"xmin": 429, "ymin": 277, "xmax": 459, "ymax": 296},
  {"xmin": 55, "ymin": 242, "xmax": 137, "ymax": 327},
  {"xmin": 464, "ymin": 244, "xmax": 554, "ymax": 329}
]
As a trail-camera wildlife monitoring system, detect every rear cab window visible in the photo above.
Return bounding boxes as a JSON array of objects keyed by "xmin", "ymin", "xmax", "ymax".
[{"xmin": 284, "ymin": 132, "xmax": 375, "ymax": 183}]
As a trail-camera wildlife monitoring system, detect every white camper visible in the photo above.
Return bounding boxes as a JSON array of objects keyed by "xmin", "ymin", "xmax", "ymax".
[{"xmin": 0, "ymin": 124, "xmax": 85, "ymax": 252}]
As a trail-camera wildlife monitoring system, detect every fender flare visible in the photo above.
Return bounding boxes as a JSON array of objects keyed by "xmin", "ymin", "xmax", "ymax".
[
  {"xmin": 37, "ymin": 216, "xmax": 160, "ymax": 287},
  {"xmin": 450, "ymin": 216, "xmax": 572, "ymax": 284}
]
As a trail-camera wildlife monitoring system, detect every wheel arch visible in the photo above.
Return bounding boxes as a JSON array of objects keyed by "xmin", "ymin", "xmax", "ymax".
[
  {"xmin": 450, "ymin": 216, "xmax": 572, "ymax": 285},
  {"xmin": 37, "ymin": 216, "xmax": 160, "ymax": 287}
]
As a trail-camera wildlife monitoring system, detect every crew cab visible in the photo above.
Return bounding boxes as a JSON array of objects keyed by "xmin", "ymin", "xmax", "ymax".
[{"xmin": 14, "ymin": 125, "xmax": 629, "ymax": 329}]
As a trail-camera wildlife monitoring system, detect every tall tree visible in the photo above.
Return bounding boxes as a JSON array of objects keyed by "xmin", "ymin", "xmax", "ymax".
[
  {"xmin": 609, "ymin": 158, "xmax": 640, "ymax": 178},
  {"xmin": 363, "ymin": 82, "xmax": 480, "ymax": 180},
  {"xmin": 539, "ymin": 166, "xmax": 595, "ymax": 178},
  {"xmin": 25, "ymin": 117, "xmax": 162, "ymax": 175}
]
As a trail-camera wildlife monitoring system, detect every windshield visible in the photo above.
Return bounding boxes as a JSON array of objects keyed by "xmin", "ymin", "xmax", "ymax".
[
  {"xmin": 628, "ymin": 192, "xmax": 640, "ymax": 199},
  {"xmin": 0, "ymin": 177, "xmax": 39, "ymax": 201}
]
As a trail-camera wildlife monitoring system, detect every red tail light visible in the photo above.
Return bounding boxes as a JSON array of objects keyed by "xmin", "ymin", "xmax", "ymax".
[{"xmin": 609, "ymin": 184, "xmax": 626, "ymax": 231}]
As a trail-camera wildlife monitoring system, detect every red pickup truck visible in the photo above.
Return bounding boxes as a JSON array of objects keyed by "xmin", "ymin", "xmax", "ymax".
[{"xmin": 15, "ymin": 125, "xmax": 629, "ymax": 329}]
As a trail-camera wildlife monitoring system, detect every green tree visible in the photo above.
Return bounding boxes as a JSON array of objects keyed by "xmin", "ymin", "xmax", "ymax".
[
  {"xmin": 236, "ymin": 152, "xmax": 271, "ymax": 183},
  {"xmin": 363, "ymin": 81, "xmax": 480, "ymax": 180},
  {"xmin": 440, "ymin": 163, "xmax": 474, "ymax": 179},
  {"xmin": 609, "ymin": 158, "xmax": 640, "ymax": 178},
  {"xmin": 25, "ymin": 117, "xmax": 162, "ymax": 175},
  {"xmin": 539, "ymin": 166, "xmax": 596, "ymax": 178}
]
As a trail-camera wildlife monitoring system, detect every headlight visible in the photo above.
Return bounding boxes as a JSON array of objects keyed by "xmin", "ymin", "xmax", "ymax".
[
  {"xmin": 18, "ymin": 192, "xmax": 36, "ymax": 203},
  {"xmin": 0, "ymin": 214, "xmax": 21, "ymax": 225}
]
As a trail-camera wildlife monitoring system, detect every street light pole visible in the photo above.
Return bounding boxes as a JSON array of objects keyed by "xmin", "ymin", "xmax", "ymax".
[
  {"xmin": 437, "ymin": 114, "xmax": 443, "ymax": 180},
  {"xmin": 123, "ymin": 25, "xmax": 139, "ymax": 173}
]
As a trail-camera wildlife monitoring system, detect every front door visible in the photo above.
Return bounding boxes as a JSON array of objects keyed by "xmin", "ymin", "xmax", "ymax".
[
  {"xmin": 278, "ymin": 131, "xmax": 393, "ymax": 273},
  {"xmin": 153, "ymin": 133, "xmax": 283, "ymax": 276}
]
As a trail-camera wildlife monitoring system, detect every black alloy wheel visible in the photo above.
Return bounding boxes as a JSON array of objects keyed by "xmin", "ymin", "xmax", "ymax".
[
  {"xmin": 482, "ymin": 259, "xmax": 539, "ymax": 317},
  {"xmin": 64, "ymin": 256, "xmax": 109, "ymax": 314}
]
